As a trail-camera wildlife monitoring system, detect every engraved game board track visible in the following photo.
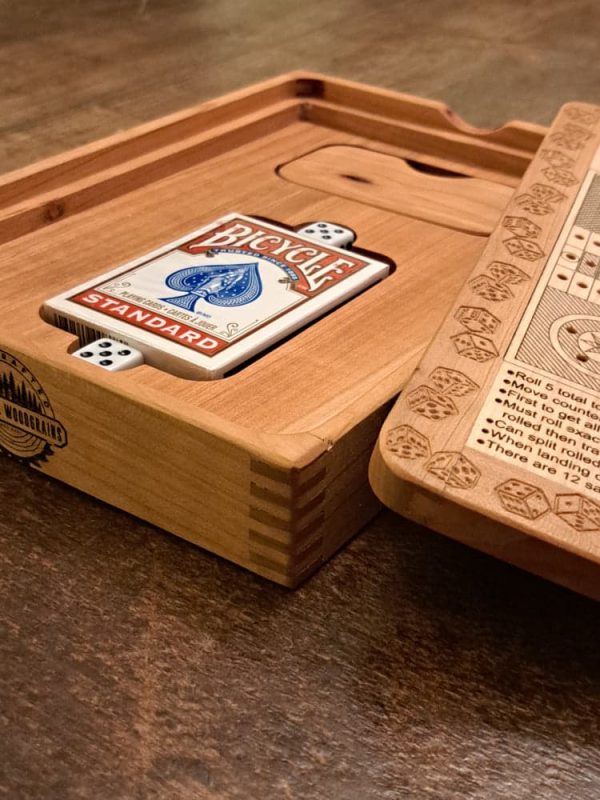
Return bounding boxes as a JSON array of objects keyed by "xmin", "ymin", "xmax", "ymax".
[{"xmin": 514, "ymin": 287, "xmax": 600, "ymax": 390}]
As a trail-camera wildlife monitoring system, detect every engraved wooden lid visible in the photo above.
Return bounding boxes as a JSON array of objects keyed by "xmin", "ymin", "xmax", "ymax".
[{"xmin": 370, "ymin": 102, "xmax": 600, "ymax": 599}]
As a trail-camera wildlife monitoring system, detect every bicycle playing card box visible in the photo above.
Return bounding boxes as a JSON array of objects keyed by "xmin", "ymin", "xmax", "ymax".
[
  {"xmin": 370, "ymin": 100, "xmax": 600, "ymax": 600},
  {"xmin": 0, "ymin": 72, "xmax": 545, "ymax": 586}
]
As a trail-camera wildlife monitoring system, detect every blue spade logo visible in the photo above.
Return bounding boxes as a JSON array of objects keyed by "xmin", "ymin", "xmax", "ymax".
[{"xmin": 161, "ymin": 262, "xmax": 262, "ymax": 311}]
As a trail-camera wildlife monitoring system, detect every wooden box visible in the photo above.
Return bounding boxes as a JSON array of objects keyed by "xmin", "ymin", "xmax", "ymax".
[{"xmin": 0, "ymin": 72, "xmax": 545, "ymax": 585}]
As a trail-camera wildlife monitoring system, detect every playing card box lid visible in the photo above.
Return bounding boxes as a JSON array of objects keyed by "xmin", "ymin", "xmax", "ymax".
[{"xmin": 42, "ymin": 213, "xmax": 390, "ymax": 379}]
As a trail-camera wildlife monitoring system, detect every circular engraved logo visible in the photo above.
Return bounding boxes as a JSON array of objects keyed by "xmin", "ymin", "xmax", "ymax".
[{"xmin": 0, "ymin": 350, "xmax": 67, "ymax": 463}]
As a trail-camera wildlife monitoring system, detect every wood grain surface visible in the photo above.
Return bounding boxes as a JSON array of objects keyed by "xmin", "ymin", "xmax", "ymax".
[{"xmin": 2, "ymin": 2, "xmax": 600, "ymax": 799}]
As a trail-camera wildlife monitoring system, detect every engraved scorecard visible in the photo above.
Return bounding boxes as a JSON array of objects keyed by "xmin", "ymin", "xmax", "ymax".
[{"xmin": 370, "ymin": 102, "xmax": 600, "ymax": 599}]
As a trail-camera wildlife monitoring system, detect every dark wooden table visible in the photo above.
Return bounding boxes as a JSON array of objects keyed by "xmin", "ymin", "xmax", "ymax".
[{"xmin": 2, "ymin": 2, "xmax": 600, "ymax": 798}]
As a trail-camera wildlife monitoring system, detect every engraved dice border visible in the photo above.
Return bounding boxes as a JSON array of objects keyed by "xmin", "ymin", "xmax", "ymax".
[
  {"xmin": 515, "ymin": 183, "xmax": 566, "ymax": 216},
  {"xmin": 563, "ymin": 105, "xmax": 600, "ymax": 127},
  {"xmin": 554, "ymin": 493, "xmax": 600, "ymax": 532},
  {"xmin": 386, "ymin": 424, "xmax": 431, "ymax": 460},
  {"xmin": 425, "ymin": 451, "xmax": 480, "ymax": 489},
  {"xmin": 494, "ymin": 483, "xmax": 600, "ymax": 532},
  {"xmin": 406, "ymin": 367, "xmax": 479, "ymax": 421},
  {"xmin": 469, "ymin": 261, "xmax": 530, "ymax": 304},
  {"xmin": 502, "ymin": 216, "xmax": 542, "ymax": 240},
  {"xmin": 454, "ymin": 306, "xmax": 500, "ymax": 335},
  {"xmin": 495, "ymin": 479, "xmax": 550, "ymax": 520},
  {"xmin": 451, "ymin": 331, "xmax": 498, "ymax": 362}
]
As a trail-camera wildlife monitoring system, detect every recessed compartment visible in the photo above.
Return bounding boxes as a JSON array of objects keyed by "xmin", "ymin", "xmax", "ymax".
[{"xmin": 279, "ymin": 145, "xmax": 514, "ymax": 235}]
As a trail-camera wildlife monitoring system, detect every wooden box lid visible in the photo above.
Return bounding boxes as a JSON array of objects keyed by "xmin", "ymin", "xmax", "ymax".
[{"xmin": 370, "ymin": 101, "xmax": 600, "ymax": 600}]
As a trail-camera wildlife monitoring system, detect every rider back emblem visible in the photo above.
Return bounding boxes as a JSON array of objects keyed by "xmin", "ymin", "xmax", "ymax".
[{"xmin": 162, "ymin": 262, "xmax": 262, "ymax": 311}]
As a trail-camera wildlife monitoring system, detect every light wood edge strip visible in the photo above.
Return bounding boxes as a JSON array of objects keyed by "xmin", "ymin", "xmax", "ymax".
[
  {"xmin": 0, "ymin": 100, "xmax": 299, "ymax": 245},
  {"xmin": 303, "ymin": 70, "xmax": 547, "ymax": 151},
  {"xmin": 300, "ymin": 101, "xmax": 539, "ymax": 185},
  {"xmin": 0, "ymin": 72, "xmax": 306, "ymax": 207},
  {"xmin": 249, "ymin": 470, "xmax": 327, "ymax": 504}
]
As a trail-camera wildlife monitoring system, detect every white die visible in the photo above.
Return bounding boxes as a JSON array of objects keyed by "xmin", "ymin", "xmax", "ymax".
[
  {"xmin": 296, "ymin": 221, "xmax": 356, "ymax": 249},
  {"xmin": 73, "ymin": 338, "xmax": 144, "ymax": 372}
]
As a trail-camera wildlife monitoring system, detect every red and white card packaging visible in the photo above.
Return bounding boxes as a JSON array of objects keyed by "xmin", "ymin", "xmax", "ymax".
[{"xmin": 43, "ymin": 213, "xmax": 390, "ymax": 378}]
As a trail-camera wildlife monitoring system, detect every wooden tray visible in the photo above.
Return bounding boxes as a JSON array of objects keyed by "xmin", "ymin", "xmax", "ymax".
[
  {"xmin": 0, "ymin": 72, "xmax": 545, "ymax": 586},
  {"xmin": 370, "ymin": 100, "xmax": 600, "ymax": 600}
]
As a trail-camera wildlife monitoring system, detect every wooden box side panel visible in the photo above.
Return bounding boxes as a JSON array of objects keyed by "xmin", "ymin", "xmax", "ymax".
[
  {"xmin": 0, "ymin": 340, "xmax": 337, "ymax": 585},
  {"xmin": 0, "ymin": 337, "xmax": 387, "ymax": 588}
]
